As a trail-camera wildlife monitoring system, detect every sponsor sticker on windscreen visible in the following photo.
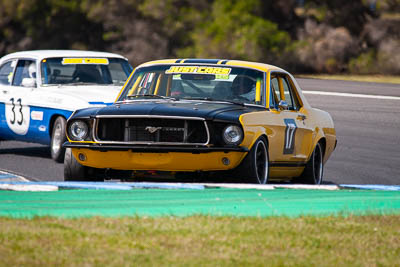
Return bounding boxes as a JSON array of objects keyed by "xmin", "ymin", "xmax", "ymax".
[
  {"xmin": 165, "ymin": 66, "xmax": 231, "ymax": 75},
  {"xmin": 62, "ymin": 58, "xmax": 109, "ymax": 65}
]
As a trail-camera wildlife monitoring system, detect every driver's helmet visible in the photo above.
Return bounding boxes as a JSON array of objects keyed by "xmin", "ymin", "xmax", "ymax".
[
  {"xmin": 28, "ymin": 63, "xmax": 37, "ymax": 78},
  {"xmin": 232, "ymin": 75, "xmax": 255, "ymax": 96},
  {"xmin": 170, "ymin": 80, "xmax": 184, "ymax": 97}
]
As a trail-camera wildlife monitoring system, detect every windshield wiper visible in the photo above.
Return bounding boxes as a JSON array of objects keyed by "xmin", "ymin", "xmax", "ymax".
[
  {"xmin": 127, "ymin": 94, "xmax": 177, "ymax": 100},
  {"xmin": 182, "ymin": 97, "xmax": 245, "ymax": 106},
  {"xmin": 42, "ymin": 82, "xmax": 97, "ymax": 86},
  {"xmin": 65, "ymin": 82, "xmax": 100, "ymax": 86},
  {"xmin": 182, "ymin": 97, "xmax": 214, "ymax": 101}
]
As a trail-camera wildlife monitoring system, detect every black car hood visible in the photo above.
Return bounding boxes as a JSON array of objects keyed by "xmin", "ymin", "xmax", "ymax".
[{"xmin": 76, "ymin": 100, "xmax": 265, "ymax": 122}]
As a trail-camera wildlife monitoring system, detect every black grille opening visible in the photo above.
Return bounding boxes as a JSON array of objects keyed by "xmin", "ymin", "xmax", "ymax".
[
  {"xmin": 97, "ymin": 118, "xmax": 125, "ymax": 141},
  {"xmin": 96, "ymin": 117, "xmax": 208, "ymax": 144},
  {"xmin": 125, "ymin": 119, "xmax": 184, "ymax": 143}
]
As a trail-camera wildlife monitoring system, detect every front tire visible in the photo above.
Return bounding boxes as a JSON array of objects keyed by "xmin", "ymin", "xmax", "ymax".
[
  {"xmin": 64, "ymin": 148, "xmax": 129, "ymax": 181},
  {"xmin": 64, "ymin": 148, "xmax": 106, "ymax": 181},
  {"xmin": 64, "ymin": 148, "xmax": 87, "ymax": 181},
  {"xmin": 51, "ymin": 116, "xmax": 67, "ymax": 163},
  {"xmin": 297, "ymin": 142, "xmax": 324, "ymax": 184},
  {"xmin": 236, "ymin": 137, "xmax": 269, "ymax": 184}
]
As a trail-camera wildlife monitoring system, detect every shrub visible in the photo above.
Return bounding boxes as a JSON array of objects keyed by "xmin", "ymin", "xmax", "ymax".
[
  {"xmin": 348, "ymin": 50, "xmax": 377, "ymax": 74},
  {"xmin": 177, "ymin": 0, "xmax": 292, "ymax": 64},
  {"xmin": 295, "ymin": 19, "xmax": 358, "ymax": 73}
]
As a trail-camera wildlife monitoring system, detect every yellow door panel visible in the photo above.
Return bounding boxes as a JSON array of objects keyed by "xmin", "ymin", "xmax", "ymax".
[{"xmin": 240, "ymin": 110, "xmax": 312, "ymax": 163}]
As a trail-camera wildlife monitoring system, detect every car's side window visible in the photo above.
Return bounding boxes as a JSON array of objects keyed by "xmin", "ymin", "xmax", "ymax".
[
  {"xmin": 12, "ymin": 60, "xmax": 36, "ymax": 87},
  {"xmin": 0, "ymin": 61, "xmax": 15, "ymax": 85},
  {"xmin": 280, "ymin": 77, "xmax": 295, "ymax": 109},
  {"xmin": 270, "ymin": 73, "xmax": 301, "ymax": 111},
  {"xmin": 269, "ymin": 86, "xmax": 276, "ymax": 108},
  {"xmin": 271, "ymin": 77, "xmax": 280, "ymax": 98},
  {"xmin": 270, "ymin": 76, "xmax": 280, "ymax": 109},
  {"xmin": 281, "ymin": 76, "xmax": 300, "ymax": 110}
]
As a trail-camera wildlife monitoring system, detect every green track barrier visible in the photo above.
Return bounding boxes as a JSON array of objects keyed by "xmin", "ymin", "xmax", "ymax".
[{"xmin": 0, "ymin": 188, "xmax": 399, "ymax": 218}]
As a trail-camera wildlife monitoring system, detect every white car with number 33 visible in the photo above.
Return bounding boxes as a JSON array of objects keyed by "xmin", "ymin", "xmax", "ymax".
[{"xmin": 0, "ymin": 50, "xmax": 132, "ymax": 162}]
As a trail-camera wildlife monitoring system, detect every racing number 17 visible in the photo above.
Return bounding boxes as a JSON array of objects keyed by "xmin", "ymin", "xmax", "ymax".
[{"xmin": 283, "ymin": 118, "xmax": 297, "ymax": 154}]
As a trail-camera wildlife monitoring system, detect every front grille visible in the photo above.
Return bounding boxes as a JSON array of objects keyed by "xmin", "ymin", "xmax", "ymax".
[{"xmin": 95, "ymin": 117, "xmax": 209, "ymax": 145}]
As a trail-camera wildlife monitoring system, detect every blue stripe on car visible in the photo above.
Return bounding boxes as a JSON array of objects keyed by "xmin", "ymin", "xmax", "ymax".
[
  {"xmin": 0, "ymin": 102, "xmax": 72, "ymax": 145},
  {"xmin": 88, "ymin": 101, "xmax": 112, "ymax": 105}
]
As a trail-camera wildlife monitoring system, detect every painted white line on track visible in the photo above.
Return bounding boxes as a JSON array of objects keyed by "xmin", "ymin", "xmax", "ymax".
[
  {"xmin": 273, "ymin": 184, "xmax": 340, "ymax": 190},
  {"xmin": 0, "ymin": 184, "xmax": 58, "ymax": 192},
  {"xmin": 0, "ymin": 170, "xmax": 30, "ymax": 182},
  {"xmin": 190, "ymin": 183, "xmax": 340, "ymax": 190},
  {"xmin": 340, "ymin": 184, "xmax": 400, "ymax": 191},
  {"xmin": 1, "ymin": 181, "xmax": 399, "ymax": 191},
  {"xmin": 303, "ymin": 90, "xmax": 400, "ymax": 100},
  {"xmin": 200, "ymin": 183, "xmax": 275, "ymax": 190}
]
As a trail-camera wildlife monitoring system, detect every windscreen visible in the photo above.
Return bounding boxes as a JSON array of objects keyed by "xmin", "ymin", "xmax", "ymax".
[
  {"xmin": 118, "ymin": 65, "xmax": 265, "ymax": 105},
  {"xmin": 41, "ymin": 57, "xmax": 132, "ymax": 86}
]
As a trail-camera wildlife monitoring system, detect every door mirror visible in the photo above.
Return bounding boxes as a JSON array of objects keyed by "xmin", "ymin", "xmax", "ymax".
[
  {"xmin": 278, "ymin": 100, "xmax": 289, "ymax": 110},
  {"xmin": 21, "ymin": 78, "xmax": 36, "ymax": 88}
]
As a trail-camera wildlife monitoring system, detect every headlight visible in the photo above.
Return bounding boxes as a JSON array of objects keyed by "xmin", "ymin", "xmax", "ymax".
[
  {"xmin": 222, "ymin": 125, "xmax": 243, "ymax": 145},
  {"xmin": 69, "ymin": 120, "xmax": 89, "ymax": 141}
]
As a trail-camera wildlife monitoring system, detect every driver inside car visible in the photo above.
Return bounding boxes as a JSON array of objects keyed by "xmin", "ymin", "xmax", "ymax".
[
  {"xmin": 231, "ymin": 75, "xmax": 256, "ymax": 102},
  {"xmin": 28, "ymin": 62, "xmax": 37, "ymax": 79}
]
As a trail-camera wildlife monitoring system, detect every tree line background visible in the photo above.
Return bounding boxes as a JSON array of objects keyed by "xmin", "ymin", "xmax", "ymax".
[{"xmin": 0, "ymin": 0, "xmax": 399, "ymax": 74}]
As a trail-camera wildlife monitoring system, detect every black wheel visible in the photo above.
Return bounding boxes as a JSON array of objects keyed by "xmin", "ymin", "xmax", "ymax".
[
  {"xmin": 64, "ymin": 148, "xmax": 87, "ymax": 181},
  {"xmin": 51, "ymin": 116, "xmax": 67, "ymax": 163},
  {"xmin": 297, "ymin": 142, "xmax": 324, "ymax": 184},
  {"xmin": 236, "ymin": 136, "xmax": 269, "ymax": 184}
]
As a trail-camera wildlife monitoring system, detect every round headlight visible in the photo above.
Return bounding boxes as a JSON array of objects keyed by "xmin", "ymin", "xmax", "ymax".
[
  {"xmin": 69, "ymin": 120, "xmax": 89, "ymax": 141},
  {"xmin": 222, "ymin": 125, "xmax": 243, "ymax": 145}
]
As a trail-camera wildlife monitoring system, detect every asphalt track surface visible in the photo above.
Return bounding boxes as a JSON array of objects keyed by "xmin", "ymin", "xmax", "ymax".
[{"xmin": 0, "ymin": 78, "xmax": 399, "ymax": 185}]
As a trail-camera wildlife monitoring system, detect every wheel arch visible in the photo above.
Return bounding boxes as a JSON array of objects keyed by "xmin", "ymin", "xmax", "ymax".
[
  {"xmin": 307, "ymin": 108, "xmax": 336, "ymax": 164},
  {"xmin": 308, "ymin": 131, "xmax": 326, "ymax": 166},
  {"xmin": 257, "ymin": 133, "xmax": 269, "ymax": 148},
  {"xmin": 240, "ymin": 124, "xmax": 271, "ymax": 150},
  {"xmin": 318, "ymin": 137, "xmax": 326, "ymax": 160},
  {"xmin": 236, "ymin": 125, "xmax": 270, "ymax": 168},
  {"xmin": 312, "ymin": 124, "xmax": 329, "ymax": 162},
  {"xmin": 247, "ymin": 132, "xmax": 269, "ymax": 152},
  {"xmin": 49, "ymin": 114, "xmax": 67, "ymax": 138}
]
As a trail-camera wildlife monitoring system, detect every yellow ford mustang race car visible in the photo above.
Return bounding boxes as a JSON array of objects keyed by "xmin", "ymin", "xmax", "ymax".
[{"xmin": 64, "ymin": 59, "xmax": 336, "ymax": 184}]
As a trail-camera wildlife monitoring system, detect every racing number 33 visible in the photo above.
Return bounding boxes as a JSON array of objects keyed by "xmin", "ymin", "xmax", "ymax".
[
  {"xmin": 6, "ymin": 97, "xmax": 30, "ymax": 135},
  {"xmin": 9, "ymin": 98, "xmax": 23, "ymax": 125}
]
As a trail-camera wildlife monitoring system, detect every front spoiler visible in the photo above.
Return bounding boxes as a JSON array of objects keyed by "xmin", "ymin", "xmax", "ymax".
[{"xmin": 64, "ymin": 142, "xmax": 249, "ymax": 153}]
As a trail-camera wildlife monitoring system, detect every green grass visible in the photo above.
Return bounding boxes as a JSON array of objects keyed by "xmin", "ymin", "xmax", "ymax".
[
  {"xmin": 296, "ymin": 74, "xmax": 400, "ymax": 84},
  {"xmin": 1, "ymin": 215, "xmax": 399, "ymax": 266}
]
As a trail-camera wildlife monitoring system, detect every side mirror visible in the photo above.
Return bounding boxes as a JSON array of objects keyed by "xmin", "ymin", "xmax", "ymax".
[
  {"xmin": 278, "ymin": 100, "xmax": 289, "ymax": 110},
  {"xmin": 21, "ymin": 78, "xmax": 36, "ymax": 88}
]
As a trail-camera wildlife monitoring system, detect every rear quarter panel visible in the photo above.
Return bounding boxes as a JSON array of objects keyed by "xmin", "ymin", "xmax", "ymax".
[{"xmin": 305, "ymin": 107, "xmax": 336, "ymax": 163}]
